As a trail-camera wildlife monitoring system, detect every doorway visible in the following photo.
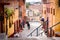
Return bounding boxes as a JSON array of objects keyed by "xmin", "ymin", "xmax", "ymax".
[{"xmin": 0, "ymin": 4, "xmax": 4, "ymax": 33}]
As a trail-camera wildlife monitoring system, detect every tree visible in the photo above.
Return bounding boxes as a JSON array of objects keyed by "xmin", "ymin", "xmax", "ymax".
[{"xmin": 26, "ymin": 2, "xmax": 30, "ymax": 8}]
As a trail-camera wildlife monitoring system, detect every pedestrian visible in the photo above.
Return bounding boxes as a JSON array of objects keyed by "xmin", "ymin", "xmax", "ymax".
[
  {"xmin": 19, "ymin": 19, "xmax": 23, "ymax": 30},
  {"xmin": 41, "ymin": 17, "xmax": 45, "ymax": 29},
  {"xmin": 21, "ymin": 19, "xmax": 25, "ymax": 28},
  {"xmin": 26, "ymin": 21, "xmax": 30, "ymax": 30}
]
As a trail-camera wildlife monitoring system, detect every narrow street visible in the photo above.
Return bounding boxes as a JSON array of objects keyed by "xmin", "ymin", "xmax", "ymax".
[
  {"xmin": 18, "ymin": 22, "xmax": 41, "ymax": 37},
  {"xmin": 8, "ymin": 22, "xmax": 49, "ymax": 40},
  {"xmin": 0, "ymin": 22, "xmax": 60, "ymax": 40},
  {"xmin": 0, "ymin": 0, "xmax": 60, "ymax": 40}
]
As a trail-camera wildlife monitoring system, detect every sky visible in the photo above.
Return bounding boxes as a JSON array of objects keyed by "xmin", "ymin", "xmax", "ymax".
[{"xmin": 26, "ymin": 0, "xmax": 42, "ymax": 2}]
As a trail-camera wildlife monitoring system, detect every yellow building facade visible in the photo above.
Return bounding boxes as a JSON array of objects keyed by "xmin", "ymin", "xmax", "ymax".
[
  {"xmin": 53, "ymin": 0, "xmax": 60, "ymax": 36},
  {"xmin": 4, "ymin": 0, "xmax": 26, "ymax": 37},
  {"xmin": 42, "ymin": 0, "xmax": 60, "ymax": 36},
  {"xmin": 4, "ymin": 1, "xmax": 19, "ymax": 37}
]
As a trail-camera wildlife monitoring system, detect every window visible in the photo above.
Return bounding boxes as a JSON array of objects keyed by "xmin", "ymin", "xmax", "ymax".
[
  {"xmin": 23, "ymin": 0, "xmax": 25, "ymax": 4},
  {"xmin": 29, "ymin": 11, "xmax": 33, "ymax": 16},
  {"xmin": 51, "ymin": 8, "xmax": 52, "ymax": 14},
  {"xmin": 58, "ymin": 0, "xmax": 60, "ymax": 7},
  {"xmin": 19, "ymin": 11, "xmax": 22, "ymax": 17},
  {"xmin": 9, "ymin": 15, "xmax": 13, "ymax": 28},
  {"xmin": 9, "ymin": 17, "xmax": 11, "ymax": 28},
  {"xmin": 47, "ymin": 8, "xmax": 50, "ymax": 13},
  {"xmin": 19, "ymin": 6, "xmax": 22, "ymax": 18},
  {"xmin": 44, "ymin": 10, "xmax": 46, "ymax": 14},
  {"xmin": 42, "ymin": 0, "xmax": 47, "ymax": 4},
  {"xmin": 0, "ymin": 16, "xmax": 4, "ymax": 21},
  {"xmin": 53, "ymin": 9, "xmax": 55, "ymax": 15}
]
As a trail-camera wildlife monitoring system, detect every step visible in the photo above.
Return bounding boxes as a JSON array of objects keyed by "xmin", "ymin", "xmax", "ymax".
[
  {"xmin": 0, "ymin": 33, "xmax": 7, "ymax": 40},
  {"xmin": 52, "ymin": 37, "xmax": 60, "ymax": 40},
  {"xmin": 8, "ymin": 37, "xmax": 39, "ymax": 40},
  {"xmin": 8, "ymin": 37, "xmax": 60, "ymax": 40}
]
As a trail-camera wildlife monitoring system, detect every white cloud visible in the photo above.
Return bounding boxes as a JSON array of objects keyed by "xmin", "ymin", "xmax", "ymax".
[{"xmin": 26, "ymin": 0, "xmax": 41, "ymax": 2}]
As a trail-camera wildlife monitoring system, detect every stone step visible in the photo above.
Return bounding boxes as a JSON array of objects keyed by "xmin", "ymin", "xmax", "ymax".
[
  {"xmin": 8, "ymin": 37, "xmax": 39, "ymax": 40},
  {"xmin": 0, "ymin": 33, "xmax": 6, "ymax": 38},
  {"xmin": 0, "ymin": 33, "xmax": 7, "ymax": 40},
  {"xmin": 7, "ymin": 37, "xmax": 60, "ymax": 40}
]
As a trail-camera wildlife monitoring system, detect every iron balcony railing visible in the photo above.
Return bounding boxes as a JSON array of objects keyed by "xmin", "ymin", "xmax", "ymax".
[{"xmin": 27, "ymin": 22, "xmax": 60, "ymax": 37}]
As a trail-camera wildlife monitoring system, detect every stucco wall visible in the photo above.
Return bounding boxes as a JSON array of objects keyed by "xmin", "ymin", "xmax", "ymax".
[
  {"xmin": 53, "ymin": 0, "xmax": 60, "ymax": 32},
  {"xmin": 4, "ymin": 0, "xmax": 25, "ymax": 37},
  {"xmin": 4, "ymin": 1, "xmax": 19, "ymax": 37}
]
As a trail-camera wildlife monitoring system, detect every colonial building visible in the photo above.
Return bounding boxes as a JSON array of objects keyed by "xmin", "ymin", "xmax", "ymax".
[
  {"xmin": 27, "ymin": 3, "xmax": 42, "ymax": 22},
  {"xmin": 42, "ymin": 0, "xmax": 60, "ymax": 37},
  {"xmin": 0, "ymin": 0, "xmax": 26, "ymax": 37},
  {"xmin": 53, "ymin": 0, "xmax": 60, "ymax": 37}
]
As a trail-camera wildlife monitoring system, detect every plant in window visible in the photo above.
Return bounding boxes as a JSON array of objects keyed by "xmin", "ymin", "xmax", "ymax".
[
  {"xmin": 4, "ymin": 8, "xmax": 14, "ymax": 28},
  {"xmin": 4, "ymin": 8, "xmax": 14, "ymax": 18}
]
